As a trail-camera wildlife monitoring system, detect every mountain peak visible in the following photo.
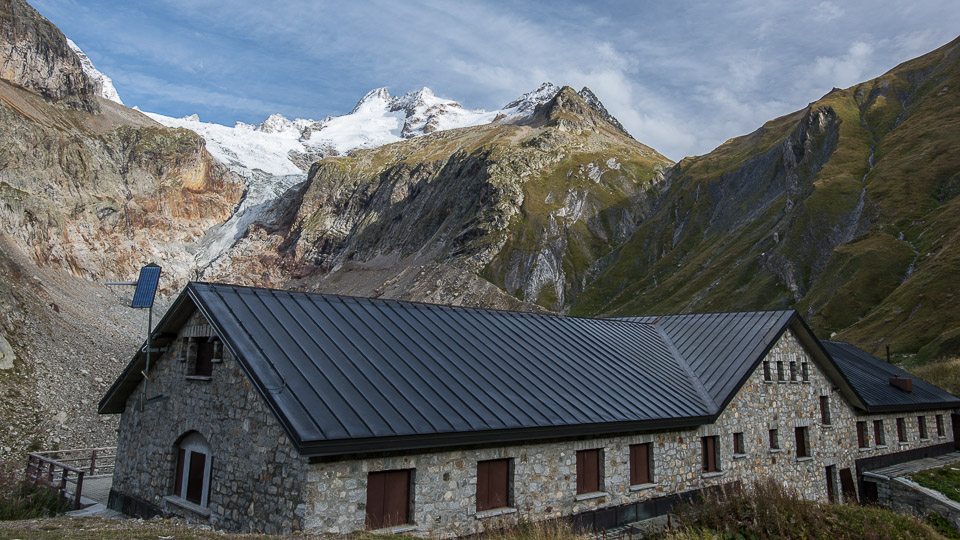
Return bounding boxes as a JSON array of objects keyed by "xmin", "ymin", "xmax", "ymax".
[
  {"xmin": 502, "ymin": 82, "xmax": 561, "ymax": 115},
  {"xmin": 526, "ymin": 85, "xmax": 631, "ymax": 137},
  {"xmin": 351, "ymin": 87, "xmax": 391, "ymax": 113},
  {"xmin": 66, "ymin": 38, "xmax": 123, "ymax": 105},
  {"xmin": 577, "ymin": 86, "xmax": 631, "ymax": 138}
]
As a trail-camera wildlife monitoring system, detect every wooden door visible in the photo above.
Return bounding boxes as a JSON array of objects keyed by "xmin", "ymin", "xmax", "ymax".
[
  {"xmin": 825, "ymin": 465, "xmax": 836, "ymax": 503},
  {"xmin": 839, "ymin": 468, "xmax": 857, "ymax": 503},
  {"xmin": 366, "ymin": 470, "xmax": 411, "ymax": 529}
]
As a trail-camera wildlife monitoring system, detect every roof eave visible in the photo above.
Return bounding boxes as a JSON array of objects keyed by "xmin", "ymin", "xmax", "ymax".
[{"xmin": 297, "ymin": 416, "xmax": 714, "ymax": 457}]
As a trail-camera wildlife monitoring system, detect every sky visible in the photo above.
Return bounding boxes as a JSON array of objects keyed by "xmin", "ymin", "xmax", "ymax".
[{"xmin": 32, "ymin": 0, "xmax": 960, "ymax": 161}]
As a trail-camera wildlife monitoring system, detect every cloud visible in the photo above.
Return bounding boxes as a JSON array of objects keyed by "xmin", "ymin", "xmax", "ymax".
[{"xmin": 811, "ymin": 41, "xmax": 874, "ymax": 89}]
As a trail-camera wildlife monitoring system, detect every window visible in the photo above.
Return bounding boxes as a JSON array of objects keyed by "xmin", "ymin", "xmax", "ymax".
[
  {"xmin": 856, "ymin": 421, "xmax": 869, "ymax": 448},
  {"xmin": 777, "ymin": 361, "xmax": 785, "ymax": 381},
  {"xmin": 763, "ymin": 361, "xmax": 772, "ymax": 382},
  {"xmin": 629, "ymin": 443, "xmax": 653, "ymax": 486},
  {"xmin": 172, "ymin": 432, "xmax": 213, "ymax": 507},
  {"xmin": 183, "ymin": 336, "xmax": 222, "ymax": 377},
  {"xmin": 477, "ymin": 459, "xmax": 511, "ymax": 511},
  {"xmin": 701, "ymin": 436, "xmax": 719, "ymax": 473},
  {"xmin": 790, "ymin": 361, "xmax": 798, "ymax": 381},
  {"xmin": 937, "ymin": 415, "xmax": 945, "ymax": 437},
  {"xmin": 897, "ymin": 417, "xmax": 906, "ymax": 443},
  {"xmin": 795, "ymin": 427, "xmax": 810, "ymax": 458},
  {"xmin": 769, "ymin": 429, "xmax": 780, "ymax": 451},
  {"xmin": 874, "ymin": 420, "xmax": 886, "ymax": 446},
  {"xmin": 733, "ymin": 432, "xmax": 745, "ymax": 455},
  {"xmin": 366, "ymin": 469, "xmax": 412, "ymax": 529},
  {"xmin": 576, "ymin": 449, "xmax": 602, "ymax": 494},
  {"xmin": 801, "ymin": 361, "xmax": 810, "ymax": 382},
  {"xmin": 820, "ymin": 396, "xmax": 831, "ymax": 425},
  {"xmin": 918, "ymin": 416, "xmax": 928, "ymax": 440}
]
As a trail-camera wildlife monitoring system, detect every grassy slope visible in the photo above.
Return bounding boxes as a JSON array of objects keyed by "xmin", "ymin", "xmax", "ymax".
[{"xmin": 573, "ymin": 36, "xmax": 960, "ymax": 360}]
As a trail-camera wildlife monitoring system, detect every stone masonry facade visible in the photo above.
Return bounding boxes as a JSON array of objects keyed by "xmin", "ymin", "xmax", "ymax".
[
  {"xmin": 110, "ymin": 311, "xmax": 308, "ymax": 534},
  {"xmin": 300, "ymin": 329, "xmax": 955, "ymax": 536},
  {"xmin": 111, "ymin": 314, "xmax": 956, "ymax": 537}
]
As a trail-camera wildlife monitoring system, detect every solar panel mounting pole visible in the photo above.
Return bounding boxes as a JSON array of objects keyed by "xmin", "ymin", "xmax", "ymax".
[{"xmin": 108, "ymin": 263, "xmax": 162, "ymax": 412}]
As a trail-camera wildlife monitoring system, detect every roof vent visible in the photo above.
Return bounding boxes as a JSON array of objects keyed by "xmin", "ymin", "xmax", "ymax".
[{"xmin": 889, "ymin": 376, "xmax": 913, "ymax": 393}]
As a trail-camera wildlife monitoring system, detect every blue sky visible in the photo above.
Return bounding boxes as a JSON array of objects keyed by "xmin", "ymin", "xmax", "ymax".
[{"xmin": 32, "ymin": 0, "xmax": 960, "ymax": 160}]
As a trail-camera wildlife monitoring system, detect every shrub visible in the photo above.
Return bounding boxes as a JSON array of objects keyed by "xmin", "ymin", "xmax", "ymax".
[{"xmin": 0, "ymin": 461, "xmax": 72, "ymax": 520}]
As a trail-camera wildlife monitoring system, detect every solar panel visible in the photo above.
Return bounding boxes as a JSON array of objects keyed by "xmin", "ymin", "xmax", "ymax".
[{"xmin": 131, "ymin": 264, "xmax": 162, "ymax": 308}]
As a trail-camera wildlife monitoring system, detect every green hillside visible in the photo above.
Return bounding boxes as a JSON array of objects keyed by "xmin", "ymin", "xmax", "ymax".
[{"xmin": 573, "ymin": 36, "xmax": 960, "ymax": 360}]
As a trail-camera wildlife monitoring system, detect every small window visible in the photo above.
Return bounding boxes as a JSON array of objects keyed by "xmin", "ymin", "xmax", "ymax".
[
  {"xmin": 918, "ymin": 416, "xmax": 928, "ymax": 440},
  {"xmin": 789, "ymin": 361, "xmax": 798, "ymax": 381},
  {"xmin": 776, "ymin": 361, "xmax": 785, "ymax": 381},
  {"xmin": 763, "ymin": 361, "xmax": 772, "ymax": 382},
  {"xmin": 856, "ymin": 421, "xmax": 869, "ymax": 448},
  {"xmin": 701, "ymin": 436, "xmax": 719, "ymax": 473},
  {"xmin": 186, "ymin": 337, "xmax": 221, "ymax": 377},
  {"xmin": 820, "ymin": 396, "xmax": 831, "ymax": 425},
  {"xmin": 477, "ymin": 459, "xmax": 511, "ymax": 511},
  {"xmin": 769, "ymin": 429, "xmax": 780, "ymax": 450},
  {"xmin": 576, "ymin": 449, "xmax": 602, "ymax": 494},
  {"xmin": 937, "ymin": 415, "xmax": 945, "ymax": 437},
  {"xmin": 801, "ymin": 361, "xmax": 809, "ymax": 382},
  {"xmin": 795, "ymin": 426, "xmax": 810, "ymax": 458},
  {"xmin": 897, "ymin": 417, "xmax": 906, "ymax": 442},
  {"xmin": 629, "ymin": 443, "xmax": 653, "ymax": 486},
  {"xmin": 874, "ymin": 420, "xmax": 886, "ymax": 446},
  {"xmin": 733, "ymin": 432, "xmax": 745, "ymax": 455},
  {"xmin": 366, "ymin": 469, "xmax": 413, "ymax": 529}
]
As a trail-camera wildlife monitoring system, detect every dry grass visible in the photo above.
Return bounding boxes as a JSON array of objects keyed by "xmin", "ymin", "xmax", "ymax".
[{"xmin": 908, "ymin": 357, "xmax": 960, "ymax": 397}]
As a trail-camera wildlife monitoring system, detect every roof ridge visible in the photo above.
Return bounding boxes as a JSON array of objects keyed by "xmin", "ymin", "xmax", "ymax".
[{"xmin": 652, "ymin": 324, "xmax": 718, "ymax": 414}]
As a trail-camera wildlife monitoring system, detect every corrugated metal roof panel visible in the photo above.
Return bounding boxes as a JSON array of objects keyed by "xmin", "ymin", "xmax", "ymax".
[
  {"xmin": 821, "ymin": 341, "xmax": 960, "ymax": 412},
  {"xmin": 189, "ymin": 283, "xmax": 714, "ymax": 452}
]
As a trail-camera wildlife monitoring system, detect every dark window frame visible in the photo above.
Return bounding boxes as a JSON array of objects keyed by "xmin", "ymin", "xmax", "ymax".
[
  {"xmin": 801, "ymin": 361, "xmax": 810, "ymax": 382},
  {"xmin": 366, "ymin": 469, "xmax": 414, "ymax": 530},
  {"xmin": 789, "ymin": 361, "xmax": 798, "ymax": 381},
  {"xmin": 918, "ymin": 416, "xmax": 928, "ymax": 440},
  {"xmin": 937, "ymin": 414, "xmax": 945, "ymax": 437},
  {"xmin": 733, "ymin": 432, "xmax": 745, "ymax": 455},
  {"xmin": 701, "ymin": 436, "xmax": 720, "ymax": 473},
  {"xmin": 856, "ymin": 421, "xmax": 869, "ymax": 449},
  {"xmin": 769, "ymin": 428, "xmax": 780, "ymax": 450},
  {"xmin": 820, "ymin": 396, "xmax": 831, "ymax": 425},
  {"xmin": 874, "ymin": 420, "xmax": 886, "ymax": 446},
  {"xmin": 795, "ymin": 426, "xmax": 810, "ymax": 458},
  {"xmin": 171, "ymin": 432, "xmax": 213, "ymax": 508},
  {"xmin": 897, "ymin": 417, "xmax": 907, "ymax": 442},
  {"xmin": 576, "ymin": 449, "xmax": 603, "ymax": 494},
  {"xmin": 629, "ymin": 443, "xmax": 653, "ymax": 486},
  {"xmin": 776, "ymin": 361, "xmax": 785, "ymax": 381},
  {"xmin": 763, "ymin": 361, "xmax": 772, "ymax": 382},
  {"xmin": 476, "ymin": 458, "xmax": 512, "ymax": 512}
]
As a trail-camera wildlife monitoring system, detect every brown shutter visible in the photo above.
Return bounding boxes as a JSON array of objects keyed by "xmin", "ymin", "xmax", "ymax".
[
  {"xmin": 857, "ymin": 422, "xmax": 866, "ymax": 448},
  {"xmin": 174, "ymin": 448, "xmax": 185, "ymax": 496},
  {"xmin": 709, "ymin": 437, "xmax": 717, "ymax": 472},
  {"xmin": 702, "ymin": 437, "xmax": 717, "ymax": 472},
  {"xmin": 367, "ymin": 470, "xmax": 411, "ymax": 529},
  {"xmin": 577, "ymin": 450, "xmax": 599, "ymax": 494},
  {"xmin": 795, "ymin": 427, "xmax": 806, "ymax": 457},
  {"xmin": 630, "ymin": 444, "xmax": 650, "ymax": 485},
  {"xmin": 186, "ymin": 451, "xmax": 206, "ymax": 504},
  {"xmin": 825, "ymin": 465, "xmax": 836, "ymax": 502},
  {"xmin": 489, "ymin": 459, "xmax": 508, "ymax": 509},
  {"xmin": 839, "ymin": 468, "xmax": 857, "ymax": 502},
  {"xmin": 476, "ymin": 461, "xmax": 490, "ymax": 511}
]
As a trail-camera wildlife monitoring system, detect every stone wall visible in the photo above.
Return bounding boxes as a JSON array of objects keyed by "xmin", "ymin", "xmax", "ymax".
[
  {"xmin": 876, "ymin": 476, "xmax": 960, "ymax": 530},
  {"xmin": 109, "ymin": 309, "xmax": 308, "ymax": 534},
  {"xmin": 300, "ymin": 328, "xmax": 956, "ymax": 536}
]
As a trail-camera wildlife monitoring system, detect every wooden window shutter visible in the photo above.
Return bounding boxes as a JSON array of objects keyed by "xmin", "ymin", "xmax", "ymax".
[
  {"xmin": 186, "ymin": 451, "xmax": 206, "ymax": 504},
  {"xmin": 195, "ymin": 340, "xmax": 214, "ymax": 376},
  {"xmin": 366, "ymin": 470, "xmax": 411, "ymax": 529},
  {"xmin": 576, "ymin": 449, "xmax": 599, "ymax": 494},
  {"xmin": 820, "ymin": 396, "xmax": 830, "ymax": 424},
  {"xmin": 630, "ymin": 444, "xmax": 650, "ymax": 485},
  {"xmin": 795, "ymin": 427, "xmax": 808, "ymax": 457},
  {"xmin": 857, "ymin": 422, "xmax": 867, "ymax": 448},
  {"xmin": 476, "ymin": 459, "xmax": 509, "ymax": 511},
  {"xmin": 174, "ymin": 448, "xmax": 185, "ymax": 496},
  {"xmin": 701, "ymin": 437, "xmax": 717, "ymax": 472}
]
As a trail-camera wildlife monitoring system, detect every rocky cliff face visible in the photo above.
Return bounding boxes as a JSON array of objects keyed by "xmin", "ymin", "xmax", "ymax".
[
  {"xmin": 0, "ymin": 0, "xmax": 246, "ymax": 458},
  {"xmin": 0, "ymin": 0, "xmax": 94, "ymax": 104},
  {"xmin": 575, "ymin": 36, "xmax": 960, "ymax": 360}
]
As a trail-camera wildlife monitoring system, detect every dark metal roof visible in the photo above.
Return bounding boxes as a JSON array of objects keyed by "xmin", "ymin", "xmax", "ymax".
[
  {"xmin": 100, "ymin": 283, "xmax": 959, "ymax": 456},
  {"xmin": 822, "ymin": 340, "xmax": 960, "ymax": 413}
]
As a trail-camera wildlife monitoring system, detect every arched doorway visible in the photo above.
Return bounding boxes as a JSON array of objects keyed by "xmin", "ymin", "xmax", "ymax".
[{"xmin": 172, "ymin": 431, "xmax": 213, "ymax": 507}]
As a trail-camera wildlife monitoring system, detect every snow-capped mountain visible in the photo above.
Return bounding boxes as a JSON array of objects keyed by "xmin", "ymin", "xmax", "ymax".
[
  {"xmin": 144, "ymin": 84, "xmax": 574, "ymax": 177},
  {"xmin": 66, "ymin": 38, "xmax": 123, "ymax": 104}
]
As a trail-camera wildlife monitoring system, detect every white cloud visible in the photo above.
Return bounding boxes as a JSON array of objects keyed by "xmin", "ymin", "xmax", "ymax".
[{"xmin": 811, "ymin": 41, "xmax": 874, "ymax": 89}]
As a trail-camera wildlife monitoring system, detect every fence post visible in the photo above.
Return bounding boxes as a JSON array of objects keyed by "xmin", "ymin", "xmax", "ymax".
[
  {"xmin": 47, "ymin": 462, "xmax": 55, "ymax": 487},
  {"xmin": 75, "ymin": 471, "xmax": 84, "ymax": 509},
  {"xmin": 90, "ymin": 449, "xmax": 97, "ymax": 476}
]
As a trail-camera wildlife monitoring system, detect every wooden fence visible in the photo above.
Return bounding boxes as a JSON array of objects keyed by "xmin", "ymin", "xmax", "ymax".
[{"xmin": 24, "ymin": 446, "xmax": 116, "ymax": 509}]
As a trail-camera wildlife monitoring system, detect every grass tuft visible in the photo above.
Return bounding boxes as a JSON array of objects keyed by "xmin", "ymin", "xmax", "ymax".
[{"xmin": 0, "ymin": 461, "xmax": 71, "ymax": 521}]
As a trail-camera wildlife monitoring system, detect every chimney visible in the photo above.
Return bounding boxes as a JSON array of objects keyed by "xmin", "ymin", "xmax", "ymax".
[{"xmin": 889, "ymin": 376, "xmax": 913, "ymax": 393}]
